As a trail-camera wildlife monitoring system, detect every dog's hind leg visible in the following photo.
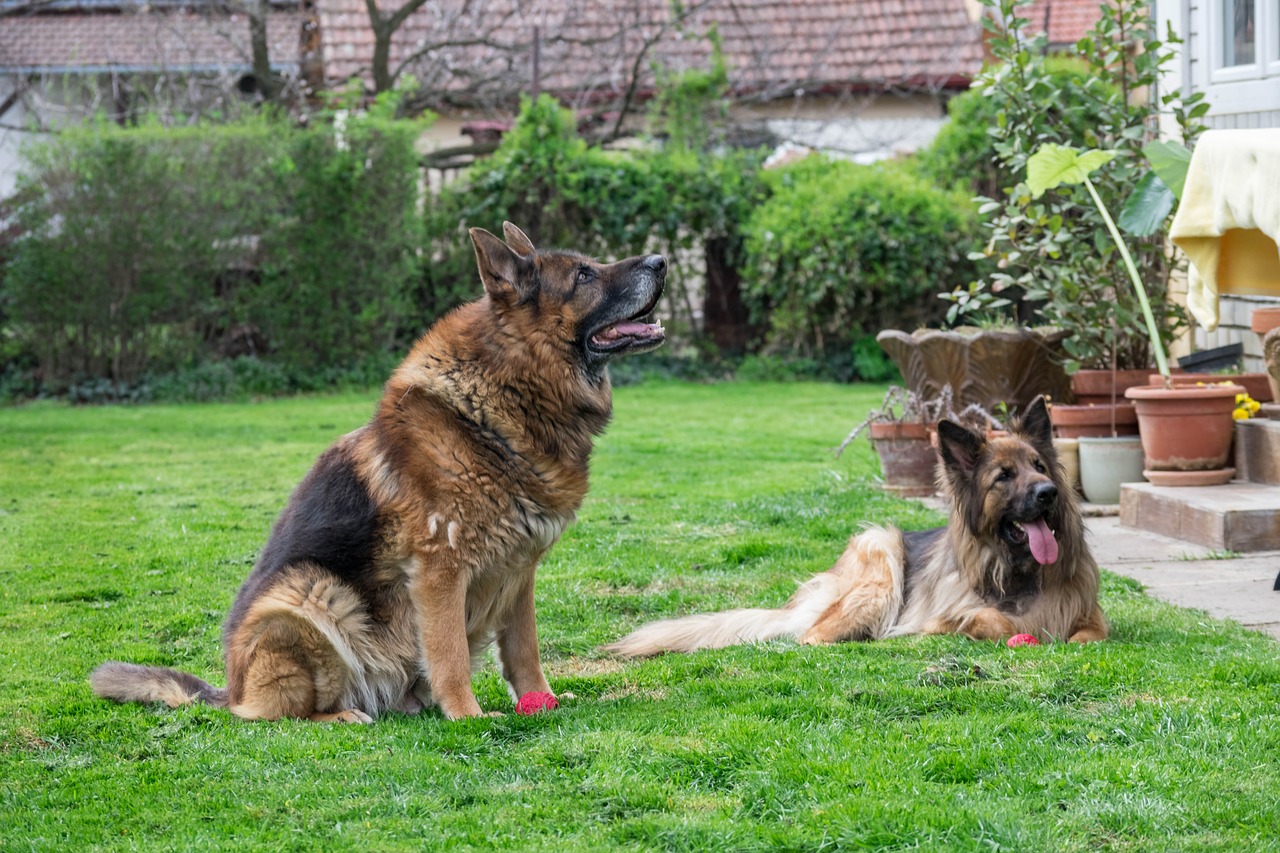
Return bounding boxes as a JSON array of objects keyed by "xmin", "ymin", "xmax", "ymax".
[
  {"xmin": 225, "ymin": 570, "xmax": 374, "ymax": 723},
  {"xmin": 227, "ymin": 615, "xmax": 371, "ymax": 723},
  {"xmin": 798, "ymin": 527, "xmax": 906, "ymax": 645}
]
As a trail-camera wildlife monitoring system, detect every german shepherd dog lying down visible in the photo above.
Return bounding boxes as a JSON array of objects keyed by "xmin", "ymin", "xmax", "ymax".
[
  {"xmin": 93, "ymin": 223, "xmax": 666, "ymax": 722},
  {"xmin": 606, "ymin": 396, "xmax": 1108, "ymax": 657}
]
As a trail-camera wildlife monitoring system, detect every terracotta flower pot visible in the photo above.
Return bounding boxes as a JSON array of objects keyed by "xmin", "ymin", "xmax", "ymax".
[
  {"xmin": 1049, "ymin": 402, "xmax": 1139, "ymax": 438},
  {"xmin": 1147, "ymin": 373, "xmax": 1273, "ymax": 403},
  {"xmin": 1124, "ymin": 383, "xmax": 1243, "ymax": 481},
  {"xmin": 1250, "ymin": 306, "xmax": 1280, "ymax": 335},
  {"xmin": 1070, "ymin": 369, "xmax": 1153, "ymax": 406},
  {"xmin": 868, "ymin": 422, "xmax": 937, "ymax": 497}
]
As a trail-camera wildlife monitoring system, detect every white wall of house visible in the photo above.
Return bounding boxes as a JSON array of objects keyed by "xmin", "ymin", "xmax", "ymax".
[{"xmin": 1156, "ymin": 0, "xmax": 1280, "ymax": 373}]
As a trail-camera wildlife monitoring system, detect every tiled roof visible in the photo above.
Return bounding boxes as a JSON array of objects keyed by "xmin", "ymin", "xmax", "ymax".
[
  {"xmin": 0, "ymin": 0, "xmax": 982, "ymax": 98},
  {"xmin": 1022, "ymin": 0, "xmax": 1101, "ymax": 47},
  {"xmin": 0, "ymin": 8, "xmax": 299, "ymax": 72},
  {"xmin": 318, "ymin": 0, "xmax": 984, "ymax": 99}
]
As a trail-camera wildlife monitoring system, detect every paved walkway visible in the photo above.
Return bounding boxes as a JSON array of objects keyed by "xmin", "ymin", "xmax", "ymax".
[{"xmin": 1086, "ymin": 515, "xmax": 1280, "ymax": 640}]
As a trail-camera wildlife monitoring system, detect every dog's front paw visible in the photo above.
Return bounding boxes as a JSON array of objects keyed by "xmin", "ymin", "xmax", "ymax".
[{"xmin": 311, "ymin": 708, "xmax": 374, "ymax": 724}]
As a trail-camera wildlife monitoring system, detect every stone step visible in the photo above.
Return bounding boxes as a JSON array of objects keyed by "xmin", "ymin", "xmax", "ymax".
[
  {"xmin": 1119, "ymin": 481, "xmax": 1280, "ymax": 552},
  {"xmin": 1235, "ymin": 419, "xmax": 1280, "ymax": 485}
]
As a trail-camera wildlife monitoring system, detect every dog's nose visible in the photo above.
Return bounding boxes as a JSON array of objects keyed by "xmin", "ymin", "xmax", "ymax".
[
  {"xmin": 643, "ymin": 255, "xmax": 667, "ymax": 275},
  {"xmin": 1033, "ymin": 481, "xmax": 1058, "ymax": 509}
]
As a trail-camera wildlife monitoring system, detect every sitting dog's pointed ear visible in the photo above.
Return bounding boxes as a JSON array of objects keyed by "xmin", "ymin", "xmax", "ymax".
[
  {"xmin": 936, "ymin": 419, "xmax": 984, "ymax": 475},
  {"xmin": 470, "ymin": 227, "xmax": 529, "ymax": 299},
  {"xmin": 502, "ymin": 221, "xmax": 536, "ymax": 256},
  {"xmin": 1016, "ymin": 396, "xmax": 1053, "ymax": 447}
]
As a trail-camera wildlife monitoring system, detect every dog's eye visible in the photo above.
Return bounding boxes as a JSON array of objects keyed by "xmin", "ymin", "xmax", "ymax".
[
  {"xmin": 1033, "ymin": 459, "xmax": 1047, "ymax": 474},
  {"xmin": 575, "ymin": 266, "xmax": 594, "ymax": 285},
  {"xmin": 995, "ymin": 467, "xmax": 1015, "ymax": 482}
]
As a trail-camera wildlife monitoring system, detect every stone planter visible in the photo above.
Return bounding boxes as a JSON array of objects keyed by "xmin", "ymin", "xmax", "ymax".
[
  {"xmin": 868, "ymin": 422, "xmax": 937, "ymax": 497},
  {"xmin": 1124, "ymin": 383, "xmax": 1243, "ymax": 485},
  {"xmin": 876, "ymin": 327, "xmax": 1072, "ymax": 412}
]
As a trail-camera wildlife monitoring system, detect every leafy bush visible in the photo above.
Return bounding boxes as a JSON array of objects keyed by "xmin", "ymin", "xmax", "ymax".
[
  {"xmin": 3, "ymin": 103, "xmax": 431, "ymax": 397},
  {"xmin": 258, "ymin": 103, "xmax": 426, "ymax": 372},
  {"xmin": 5, "ymin": 118, "xmax": 286, "ymax": 390},
  {"xmin": 915, "ymin": 57, "xmax": 1098, "ymax": 199},
  {"xmin": 741, "ymin": 156, "xmax": 981, "ymax": 359}
]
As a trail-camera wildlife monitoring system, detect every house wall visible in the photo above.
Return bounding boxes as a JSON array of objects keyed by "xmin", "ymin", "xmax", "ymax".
[
  {"xmin": 0, "ymin": 76, "xmax": 114, "ymax": 199},
  {"xmin": 1154, "ymin": 0, "xmax": 1280, "ymax": 374}
]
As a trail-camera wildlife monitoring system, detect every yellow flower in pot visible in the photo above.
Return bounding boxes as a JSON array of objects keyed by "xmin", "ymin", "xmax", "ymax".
[{"xmin": 1234, "ymin": 391, "xmax": 1262, "ymax": 421}]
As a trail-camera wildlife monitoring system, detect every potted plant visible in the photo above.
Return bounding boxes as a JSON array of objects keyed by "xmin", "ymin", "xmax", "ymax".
[
  {"xmin": 1026, "ymin": 143, "xmax": 1242, "ymax": 486},
  {"xmin": 957, "ymin": 0, "xmax": 1202, "ymax": 438},
  {"xmin": 838, "ymin": 385, "xmax": 1000, "ymax": 497}
]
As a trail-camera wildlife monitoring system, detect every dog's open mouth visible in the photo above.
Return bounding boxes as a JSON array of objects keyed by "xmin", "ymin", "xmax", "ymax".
[
  {"xmin": 589, "ymin": 302, "xmax": 666, "ymax": 355},
  {"xmin": 1002, "ymin": 516, "xmax": 1059, "ymax": 565}
]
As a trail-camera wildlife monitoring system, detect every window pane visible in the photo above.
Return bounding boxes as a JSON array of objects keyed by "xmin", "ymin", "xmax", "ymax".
[{"xmin": 1223, "ymin": 0, "xmax": 1256, "ymax": 66}]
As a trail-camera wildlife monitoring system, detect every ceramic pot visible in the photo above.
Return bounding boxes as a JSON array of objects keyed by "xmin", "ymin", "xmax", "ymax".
[
  {"xmin": 1053, "ymin": 437, "xmax": 1081, "ymax": 495},
  {"xmin": 1049, "ymin": 402, "xmax": 1139, "ymax": 437},
  {"xmin": 1124, "ymin": 384, "xmax": 1243, "ymax": 478},
  {"xmin": 868, "ymin": 422, "xmax": 937, "ymax": 497},
  {"xmin": 1077, "ymin": 436, "xmax": 1145, "ymax": 504},
  {"xmin": 1070, "ymin": 369, "xmax": 1153, "ymax": 406}
]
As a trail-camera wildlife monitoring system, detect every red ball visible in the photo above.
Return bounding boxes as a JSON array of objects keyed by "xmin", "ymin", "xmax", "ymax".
[
  {"xmin": 515, "ymin": 691, "xmax": 559, "ymax": 716},
  {"xmin": 1007, "ymin": 633, "xmax": 1040, "ymax": 648}
]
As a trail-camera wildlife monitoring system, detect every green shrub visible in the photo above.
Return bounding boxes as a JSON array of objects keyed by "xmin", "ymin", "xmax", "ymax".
[
  {"xmin": 741, "ymin": 156, "xmax": 981, "ymax": 359},
  {"xmin": 3, "ymin": 103, "xmax": 431, "ymax": 397},
  {"xmin": 258, "ymin": 103, "xmax": 426, "ymax": 372},
  {"xmin": 5, "ymin": 118, "xmax": 286, "ymax": 390}
]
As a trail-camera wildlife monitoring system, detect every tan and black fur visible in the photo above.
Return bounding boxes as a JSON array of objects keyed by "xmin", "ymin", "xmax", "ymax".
[
  {"xmin": 92, "ymin": 222, "xmax": 666, "ymax": 722},
  {"xmin": 606, "ymin": 396, "xmax": 1107, "ymax": 657}
]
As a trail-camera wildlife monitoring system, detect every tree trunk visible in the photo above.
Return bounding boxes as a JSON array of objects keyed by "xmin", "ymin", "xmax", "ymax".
[
  {"xmin": 249, "ymin": 0, "xmax": 283, "ymax": 101},
  {"xmin": 703, "ymin": 236, "xmax": 754, "ymax": 355}
]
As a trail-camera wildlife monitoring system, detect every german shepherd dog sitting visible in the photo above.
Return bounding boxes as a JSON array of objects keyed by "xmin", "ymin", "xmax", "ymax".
[
  {"xmin": 606, "ymin": 396, "xmax": 1107, "ymax": 657},
  {"xmin": 93, "ymin": 223, "xmax": 666, "ymax": 722}
]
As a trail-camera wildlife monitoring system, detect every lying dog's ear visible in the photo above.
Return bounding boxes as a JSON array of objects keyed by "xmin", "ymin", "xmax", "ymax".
[
  {"xmin": 502, "ymin": 222, "xmax": 536, "ymax": 256},
  {"xmin": 470, "ymin": 227, "xmax": 530, "ymax": 300},
  {"xmin": 1015, "ymin": 395, "xmax": 1053, "ymax": 448},
  {"xmin": 936, "ymin": 419, "xmax": 984, "ymax": 475}
]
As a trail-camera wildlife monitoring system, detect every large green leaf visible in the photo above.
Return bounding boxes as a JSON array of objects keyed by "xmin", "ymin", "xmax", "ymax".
[
  {"xmin": 1026, "ymin": 144, "xmax": 1118, "ymax": 197},
  {"xmin": 1118, "ymin": 170, "xmax": 1176, "ymax": 237},
  {"xmin": 1143, "ymin": 139, "xmax": 1192, "ymax": 199}
]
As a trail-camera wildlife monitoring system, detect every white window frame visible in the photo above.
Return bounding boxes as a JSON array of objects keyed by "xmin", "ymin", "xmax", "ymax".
[{"xmin": 1200, "ymin": 0, "xmax": 1280, "ymax": 114}]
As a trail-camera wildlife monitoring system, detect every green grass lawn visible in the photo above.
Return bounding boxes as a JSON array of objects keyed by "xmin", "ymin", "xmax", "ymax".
[{"xmin": 2, "ymin": 381, "xmax": 1278, "ymax": 851}]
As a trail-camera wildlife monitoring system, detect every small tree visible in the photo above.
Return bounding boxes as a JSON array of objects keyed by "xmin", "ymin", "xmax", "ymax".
[{"xmin": 958, "ymin": 0, "xmax": 1206, "ymax": 371}]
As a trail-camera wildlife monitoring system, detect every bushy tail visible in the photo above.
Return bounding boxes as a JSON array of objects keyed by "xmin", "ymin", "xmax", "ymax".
[
  {"xmin": 604, "ymin": 527, "xmax": 908, "ymax": 658},
  {"xmin": 90, "ymin": 662, "xmax": 228, "ymax": 709},
  {"xmin": 603, "ymin": 606, "xmax": 809, "ymax": 658}
]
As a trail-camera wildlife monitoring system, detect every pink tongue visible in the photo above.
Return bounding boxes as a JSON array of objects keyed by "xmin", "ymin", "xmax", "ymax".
[
  {"xmin": 596, "ymin": 321, "xmax": 658, "ymax": 342},
  {"xmin": 610, "ymin": 321, "xmax": 655, "ymax": 337},
  {"xmin": 1026, "ymin": 518, "xmax": 1059, "ymax": 565}
]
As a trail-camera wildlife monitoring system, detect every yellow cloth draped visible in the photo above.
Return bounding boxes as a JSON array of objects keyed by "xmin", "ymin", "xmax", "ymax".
[{"xmin": 1169, "ymin": 129, "xmax": 1280, "ymax": 331}]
